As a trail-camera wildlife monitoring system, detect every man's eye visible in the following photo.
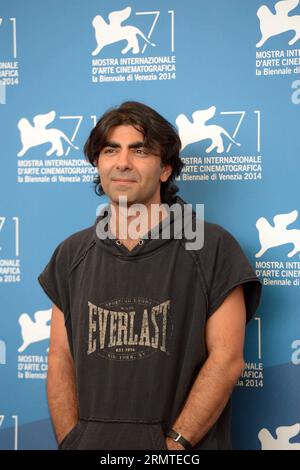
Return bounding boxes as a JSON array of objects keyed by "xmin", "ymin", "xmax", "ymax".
[
  {"xmin": 103, "ymin": 148, "xmax": 116, "ymax": 154},
  {"xmin": 134, "ymin": 148, "xmax": 148, "ymax": 156}
]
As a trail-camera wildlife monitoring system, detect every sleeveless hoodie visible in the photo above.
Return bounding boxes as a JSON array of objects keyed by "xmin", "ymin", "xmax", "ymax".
[{"xmin": 38, "ymin": 195, "xmax": 261, "ymax": 450}]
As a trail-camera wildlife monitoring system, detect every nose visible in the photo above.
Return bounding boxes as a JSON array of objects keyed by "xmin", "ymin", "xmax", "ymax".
[{"xmin": 116, "ymin": 148, "xmax": 133, "ymax": 171}]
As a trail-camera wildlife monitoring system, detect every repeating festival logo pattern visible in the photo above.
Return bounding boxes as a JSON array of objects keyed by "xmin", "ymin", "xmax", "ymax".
[
  {"xmin": 17, "ymin": 308, "xmax": 50, "ymax": 380},
  {"xmin": 175, "ymin": 106, "xmax": 263, "ymax": 183},
  {"xmin": 0, "ymin": 16, "xmax": 19, "ymax": 89},
  {"xmin": 255, "ymin": 210, "xmax": 300, "ymax": 287},
  {"xmin": 0, "ymin": 0, "xmax": 299, "ymax": 450},
  {"xmin": 255, "ymin": 0, "xmax": 300, "ymax": 76},
  {"xmin": 258, "ymin": 423, "xmax": 300, "ymax": 449},
  {"xmin": 16, "ymin": 112, "xmax": 97, "ymax": 184},
  {"xmin": 91, "ymin": 6, "xmax": 176, "ymax": 84}
]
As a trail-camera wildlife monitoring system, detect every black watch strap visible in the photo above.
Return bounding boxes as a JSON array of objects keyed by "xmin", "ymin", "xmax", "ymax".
[{"xmin": 165, "ymin": 428, "xmax": 193, "ymax": 450}]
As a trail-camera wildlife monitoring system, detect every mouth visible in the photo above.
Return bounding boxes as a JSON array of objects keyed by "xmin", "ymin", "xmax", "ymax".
[{"xmin": 112, "ymin": 179, "xmax": 137, "ymax": 184}]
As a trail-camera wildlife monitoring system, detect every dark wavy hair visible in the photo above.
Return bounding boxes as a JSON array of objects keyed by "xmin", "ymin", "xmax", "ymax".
[{"xmin": 83, "ymin": 101, "xmax": 184, "ymax": 204}]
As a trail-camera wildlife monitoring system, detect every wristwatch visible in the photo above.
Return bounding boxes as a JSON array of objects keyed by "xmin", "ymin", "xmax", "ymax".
[{"xmin": 165, "ymin": 428, "xmax": 193, "ymax": 450}]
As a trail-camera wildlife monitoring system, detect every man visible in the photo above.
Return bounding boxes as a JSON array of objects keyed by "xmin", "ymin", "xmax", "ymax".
[{"xmin": 38, "ymin": 101, "xmax": 261, "ymax": 450}]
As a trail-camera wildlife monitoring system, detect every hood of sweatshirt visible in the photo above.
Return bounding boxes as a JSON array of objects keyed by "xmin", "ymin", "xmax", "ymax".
[{"xmin": 93, "ymin": 195, "xmax": 198, "ymax": 259}]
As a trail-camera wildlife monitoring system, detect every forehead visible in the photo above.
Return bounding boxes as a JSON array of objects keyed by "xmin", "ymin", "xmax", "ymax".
[{"xmin": 106, "ymin": 125, "xmax": 144, "ymax": 143}]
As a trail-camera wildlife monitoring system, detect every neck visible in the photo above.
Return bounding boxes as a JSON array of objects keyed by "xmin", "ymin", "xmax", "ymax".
[{"xmin": 109, "ymin": 198, "xmax": 168, "ymax": 242}]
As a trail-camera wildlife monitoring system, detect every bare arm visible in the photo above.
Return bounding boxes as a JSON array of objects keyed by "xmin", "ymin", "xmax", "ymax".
[
  {"xmin": 47, "ymin": 303, "xmax": 79, "ymax": 444},
  {"xmin": 166, "ymin": 285, "xmax": 246, "ymax": 450}
]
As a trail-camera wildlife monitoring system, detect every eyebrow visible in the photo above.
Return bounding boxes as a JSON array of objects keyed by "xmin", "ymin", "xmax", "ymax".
[{"xmin": 103, "ymin": 140, "xmax": 145, "ymax": 149}]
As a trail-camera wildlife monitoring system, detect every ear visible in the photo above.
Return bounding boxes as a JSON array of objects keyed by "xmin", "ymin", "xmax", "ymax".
[{"xmin": 160, "ymin": 164, "xmax": 172, "ymax": 183}]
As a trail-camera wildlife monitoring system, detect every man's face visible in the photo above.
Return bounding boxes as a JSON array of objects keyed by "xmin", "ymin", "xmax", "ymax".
[{"xmin": 97, "ymin": 125, "xmax": 172, "ymax": 206}]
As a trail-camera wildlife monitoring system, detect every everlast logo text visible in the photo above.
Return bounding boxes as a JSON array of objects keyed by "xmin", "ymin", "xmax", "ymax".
[{"xmin": 87, "ymin": 299, "xmax": 171, "ymax": 360}]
